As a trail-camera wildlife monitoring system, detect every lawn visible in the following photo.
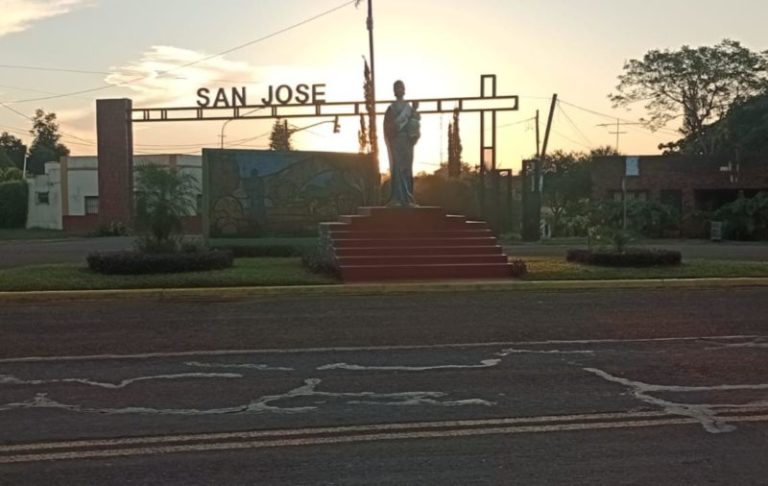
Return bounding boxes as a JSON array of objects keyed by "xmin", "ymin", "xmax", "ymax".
[
  {"xmin": 1, "ymin": 256, "xmax": 767, "ymax": 293},
  {"xmin": 0, "ymin": 258, "xmax": 336, "ymax": 292},
  {"xmin": 523, "ymin": 256, "xmax": 768, "ymax": 280}
]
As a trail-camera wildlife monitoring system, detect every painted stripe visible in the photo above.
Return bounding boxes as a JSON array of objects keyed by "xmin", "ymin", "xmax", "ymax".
[
  {"xmin": 0, "ymin": 410, "xmax": 677, "ymax": 453},
  {"xmin": 0, "ymin": 335, "xmax": 761, "ymax": 364},
  {"xmin": 2, "ymin": 408, "xmax": 767, "ymax": 455},
  {"xmin": 3, "ymin": 414, "xmax": 768, "ymax": 465}
]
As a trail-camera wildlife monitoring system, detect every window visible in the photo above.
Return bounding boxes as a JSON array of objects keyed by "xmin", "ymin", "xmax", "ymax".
[
  {"xmin": 36, "ymin": 192, "xmax": 50, "ymax": 205},
  {"xmin": 85, "ymin": 196, "xmax": 99, "ymax": 215}
]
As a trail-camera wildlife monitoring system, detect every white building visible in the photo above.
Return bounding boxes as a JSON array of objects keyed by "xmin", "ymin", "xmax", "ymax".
[{"xmin": 26, "ymin": 154, "xmax": 202, "ymax": 233}]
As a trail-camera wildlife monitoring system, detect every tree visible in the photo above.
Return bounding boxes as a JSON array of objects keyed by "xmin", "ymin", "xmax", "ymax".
[
  {"xmin": 0, "ymin": 132, "xmax": 26, "ymax": 170},
  {"xmin": 610, "ymin": 39, "xmax": 768, "ymax": 155},
  {"xmin": 135, "ymin": 164, "xmax": 199, "ymax": 253},
  {"xmin": 447, "ymin": 108, "xmax": 462, "ymax": 177},
  {"xmin": 269, "ymin": 119, "xmax": 293, "ymax": 151},
  {"xmin": 28, "ymin": 109, "xmax": 69, "ymax": 174},
  {"xmin": 661, "ymin": 91, "xmax": 768, "ymax": 158},
  {"xmin": 358, "ymin": 113, "xmax": 369, "ymax": 154},
  {"xmin": 363, "ymin": 58, "xmax": 378, "ymax": 160}
]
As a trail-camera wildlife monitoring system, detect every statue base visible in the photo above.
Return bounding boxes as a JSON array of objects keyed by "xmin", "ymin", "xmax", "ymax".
[{"xmin": 319, "ymin": 206, "xmax": 515, "ymax": 282}]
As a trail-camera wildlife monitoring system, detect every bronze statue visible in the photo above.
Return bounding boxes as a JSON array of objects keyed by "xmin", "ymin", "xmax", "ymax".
[{"xmin": 383, "ymin": 80, "xmax": 420, "ymax": 207}]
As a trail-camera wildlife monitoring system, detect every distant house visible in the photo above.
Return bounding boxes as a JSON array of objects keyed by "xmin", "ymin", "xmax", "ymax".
[
  {"xmin": 26, "ymin": 154, "xmax": 203, "ymax": 234},
  {"xmin": 591, "ymin": 155, "xmax": 768, "ymax": 237}
]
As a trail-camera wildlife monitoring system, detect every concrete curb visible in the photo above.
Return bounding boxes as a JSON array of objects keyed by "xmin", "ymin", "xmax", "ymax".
[{"xmin": 1, "ymin": 277, "xmax": 768, "ymax": 303}]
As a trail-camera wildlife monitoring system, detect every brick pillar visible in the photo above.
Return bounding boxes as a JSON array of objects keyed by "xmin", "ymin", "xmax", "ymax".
[{"xmin": 96, "ymin": 99, "xmax": 134, "ymax": 227}]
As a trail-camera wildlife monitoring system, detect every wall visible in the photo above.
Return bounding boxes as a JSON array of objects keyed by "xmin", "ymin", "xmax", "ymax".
[
  {"xmin": 591, "ymin": 155, "xmax": 768, "ymax": 237},
  {"xmin": 30, "ymin": 155, "xmax": 204, "ymax": 233},
  {"xmin": 25, "ymin": 162, "xmax": 62, "ymax": 230}
]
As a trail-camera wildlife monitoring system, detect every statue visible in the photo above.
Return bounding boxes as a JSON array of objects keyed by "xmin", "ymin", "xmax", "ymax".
[{"xmin": 383, "ymin": 80, "xmax": 420, "ymax": 207}]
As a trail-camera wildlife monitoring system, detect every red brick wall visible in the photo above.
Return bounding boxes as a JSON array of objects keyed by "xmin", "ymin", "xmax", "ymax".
[
  {"xmin": 63, "ymin": 215, "xmax": 100, "ymax": 234},
  {"xmin": 591, "ymin": 155, "xmax": 768, "ymax": 237},
  {"xmin": 96, "ymin": 99, "xmax": 134, "ymax": 228}
]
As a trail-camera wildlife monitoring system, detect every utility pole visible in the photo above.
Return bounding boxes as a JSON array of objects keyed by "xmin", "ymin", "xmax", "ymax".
[
  {"xmin": 596, "ymin": 118, "xmax": 642, "ymax": 153},
  {"xmin": 366, "ymin": 0, "xmax": 378, "ymax": 163},
  {"xmin": 535, "ymin": 109, "xmax": 541, "ymax": 159}
]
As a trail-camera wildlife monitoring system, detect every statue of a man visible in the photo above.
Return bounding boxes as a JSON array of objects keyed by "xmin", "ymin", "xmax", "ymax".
[{"xmin": 384, "ymin": 80, "xmax": 420, "ymax": 207}]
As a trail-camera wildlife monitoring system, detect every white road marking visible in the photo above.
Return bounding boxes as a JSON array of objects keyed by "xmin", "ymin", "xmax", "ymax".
[
  {"xmin": 0, "ymin": 378, "xmax": 492, "ymax": 416},
  {"xmin": 185, "ymin": 361, "xmax": 294, "ymax": 372},
  {"xmin": 3, "ymin": 413, "xmax": 768, "ymax": 465},
  {"xmin": 497, "ymin": 348, "xmax": 594, "ymax": 356},
  {"xmin": 0, "ymin": 335, "xmax": 761, "ymax": 364},
  {"xmin": 584, "ymin": 367, "xmax": 768, "ymax": 433},
  {"xmin": 317, "ymin": 359, "xmax": 502, "ymax": 372},
  {"xmin": 0, "ymin": 372, "xmax": 242, "ymax": 390}
]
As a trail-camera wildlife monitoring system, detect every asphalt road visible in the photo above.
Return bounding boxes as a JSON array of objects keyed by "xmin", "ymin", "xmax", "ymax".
[{"xmin": 1, "ymin": 288, "xmax": 768, "ymax": 484}]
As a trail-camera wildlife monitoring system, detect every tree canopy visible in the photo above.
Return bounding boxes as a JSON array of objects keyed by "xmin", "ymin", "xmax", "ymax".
[
  {"xmin": 0, "ymin": 132, "xmax": 26, "ymax": 170},
  {"xmin": 610, "ymin": 39, "xmax": 768, "ymax": 155},
  {"xmin": 660, "ymin": 91, "xmax": 768, "ymax": 158},
  {"xmin": 28, "ymin": 109, "xmax": 69, "ymax": 174},
  {"xmin": 269, "ymin": 119, "xmax": 293, "ymax": 151}
]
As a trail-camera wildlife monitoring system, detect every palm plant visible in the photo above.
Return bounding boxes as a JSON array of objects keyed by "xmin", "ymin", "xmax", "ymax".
[{"xmin": 135, "ymin": 164, "xmax": 199, "ymax": 253}]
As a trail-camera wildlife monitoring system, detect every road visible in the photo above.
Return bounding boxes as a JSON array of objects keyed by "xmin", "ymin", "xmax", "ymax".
[{"xmin": 1, "ymin": 288, "xmax": 767, "ymax": 484}]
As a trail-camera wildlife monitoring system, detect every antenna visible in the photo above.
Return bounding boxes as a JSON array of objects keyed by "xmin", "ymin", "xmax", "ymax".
[{"xmin": 596, "ymin": 118, "xmax": 643, "ymax": 152}]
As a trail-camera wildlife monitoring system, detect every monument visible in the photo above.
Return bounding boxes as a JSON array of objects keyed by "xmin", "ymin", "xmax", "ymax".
[{"xmin": 383, "ymin": 80, "xmax": 420, "ymax": 207}]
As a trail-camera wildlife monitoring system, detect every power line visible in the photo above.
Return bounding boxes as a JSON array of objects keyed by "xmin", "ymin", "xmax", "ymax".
[
  {"xmin": 499, "ymin": 116, "xmax": 536, "ymax": 129},
  {"xmin": 0, "ymin": 64, "xmax": 112, "ymax": 75},
  {"xmin": 3, "ymin": 0, "xmax": 359, "ymax": 105},
  {"xmin": 558, "ymin": 98, "xmax": 679, "ymax": 136},
  {"xmin": 551, "ymin": 130, "xmax": 594, "ymax": 150},
  {"xmin": 556, "ymin": 102, "xmax": 594, "ymax": 148}
]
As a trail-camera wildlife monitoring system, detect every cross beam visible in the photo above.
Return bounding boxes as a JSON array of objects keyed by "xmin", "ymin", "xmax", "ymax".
[{"xmin": 131, "ymin": 95, "xmax": 519, "ymax": 123}]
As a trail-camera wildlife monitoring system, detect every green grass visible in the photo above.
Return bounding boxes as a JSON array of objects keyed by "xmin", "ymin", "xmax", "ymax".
[
  {"xmin": 0, "ymin": 258, "xmax": 336, "ymax": 292},
  {"xmin": 2, "ymin": 255, "xmax": 767, "ymax": 293},
  {"xmin": 523, "ymin": 256, "xmax": 768, "ymax": 281},
  {"xmin": 0, "ymin": 228, "xmax": 71, "ymax": 241}
]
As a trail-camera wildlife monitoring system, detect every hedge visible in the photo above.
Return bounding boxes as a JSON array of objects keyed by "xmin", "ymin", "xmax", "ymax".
[
  {"xmin": 87, "ymin": 249, "xmax": 234, "ymax": 275},
  {"xmin": 0, "ymin": 180, "xmax": 28, "ymax": 228},
  {"xmin": 566, "ymin": 248, "xmax": 682, "ymax": 267}
]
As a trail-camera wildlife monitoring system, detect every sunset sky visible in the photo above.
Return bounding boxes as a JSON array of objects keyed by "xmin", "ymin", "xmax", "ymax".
[{"xmin": 1, "ymin": 0, "xmax": 767, "ymax": 174}]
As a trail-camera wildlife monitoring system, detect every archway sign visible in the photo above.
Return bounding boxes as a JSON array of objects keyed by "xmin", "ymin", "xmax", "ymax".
[{"xmin": 95, "ymin": 74, "xmax": 518, "ymax": 228}]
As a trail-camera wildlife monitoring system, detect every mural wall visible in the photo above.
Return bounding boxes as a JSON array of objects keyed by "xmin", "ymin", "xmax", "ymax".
[{"xmin": 203, "ymin": 149, "xmax": 379, "ymax": 238}]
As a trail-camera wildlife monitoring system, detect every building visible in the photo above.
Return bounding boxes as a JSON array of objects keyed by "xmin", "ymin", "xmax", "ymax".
[
  {"xmin": 591, "ymin": 155, "xmax": 768, "ymax": 237},
  {"xmin": 26, "ymin": 154, "xmax": 202, "ymax": 234}
]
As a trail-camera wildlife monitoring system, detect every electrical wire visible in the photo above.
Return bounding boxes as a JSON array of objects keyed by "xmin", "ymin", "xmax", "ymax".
[
  {"xmin": 556, "ymin": 102, "xmax": 594, "ymax": 148},
  {"xmin": 3, "ymin": 0, "xmax": 359, "ymax": 105}
]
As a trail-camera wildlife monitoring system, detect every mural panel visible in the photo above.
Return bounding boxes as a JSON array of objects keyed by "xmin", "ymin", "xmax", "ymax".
[{"xmin": 203, "ymin": 149, "xmax": 379, "ymax": 237}]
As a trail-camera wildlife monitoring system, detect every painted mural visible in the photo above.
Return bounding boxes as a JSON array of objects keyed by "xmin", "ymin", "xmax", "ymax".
[{"xmin": 203, "ymin": 149, "xmax": 379, "ymax": 237}]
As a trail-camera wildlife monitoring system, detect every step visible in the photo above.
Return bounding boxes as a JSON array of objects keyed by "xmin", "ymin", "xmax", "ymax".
[
  {"xmin": 328, "ymin": 229, "xmax": 495, "ymax": 239},
  {"xmin": 340, "ymin": 263, "xmax": 515, "ymax": 282},
  {"xmin": 333, "ymin": 237, "xmax": 498, "ymax": 249},
  {"xmin": 336, "ymin": 254, "xmax": 509, "ymax": 266},
  {"xmin": 357, "ymin": 206, "xmax": 446, "ymax": 217},
  {"xmin": 334, "ymin": 245, "xmax": 505, "ymax": 257}
]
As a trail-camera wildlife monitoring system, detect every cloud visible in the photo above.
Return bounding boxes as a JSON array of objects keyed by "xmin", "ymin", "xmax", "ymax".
[
  {"xmin": 104, "ymin": 45, "xmax": 263, "ymax": 107},
  {"xmin": 0, "ymin": 0, "xmax": 90, "ymax": 37}
]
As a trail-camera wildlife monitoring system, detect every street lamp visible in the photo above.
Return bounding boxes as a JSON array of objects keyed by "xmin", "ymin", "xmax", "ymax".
[
  {"xmin": 220, "ymin": 107, "xmax": 265, "ymax": 149},
  {"xmin": 288, "ymin": 116, "xmax": 340, "ymax": 135}
]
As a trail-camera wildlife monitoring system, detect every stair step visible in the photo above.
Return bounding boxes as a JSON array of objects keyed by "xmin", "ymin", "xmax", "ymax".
[
  {"xmin": 333, "ymin": 237, "xmax": 498, "ymax": 248},
  {"xmin": 340, "ymin": 263, "xmax": 515, "ymax": 282},
  {"xmin": 336, "ymin": 254, "xmax": 508, "ymax": 266},
  {"xmin": 329, "ymin": 229, "xmax": 494, "ymax": 239},
  {"xmin": 334, "ymin": 245, "xmax": 505, "ymax": 257}
]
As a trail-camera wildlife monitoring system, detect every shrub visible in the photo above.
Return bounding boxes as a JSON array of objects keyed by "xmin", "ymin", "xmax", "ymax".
[
  {"xmin": 96, "ymin": 221, "xmax": 129, "ymax": 237},
  {"xmin": 0, "ymin": 180, "xmax": 28, "ymax": 228},
  {"xmin": 300, "ymin": 246, "xmax": 339, "ymax": 277},
  {"xmin": 714, "ymin": 192, "xmax": 768, "ymax": 241},
  {"xmin": 213, "ymin": 244, "xmax": 310, "ymax": 258},
  {"xmin": 566, "ymin": 248, "xmax": 682, "ymax": 267},
  {"xmin": 509, "ymin": 259, "xmax": 528, "ymax": 278},
  {"xmin": 87, "ymin": 249, "xmax": 233, "ymax": 275}
]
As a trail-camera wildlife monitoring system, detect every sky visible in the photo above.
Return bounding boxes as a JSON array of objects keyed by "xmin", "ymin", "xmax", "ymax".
[{"xmin": 0, "ymin": 0, "xmax": 767, "ymax": 174}]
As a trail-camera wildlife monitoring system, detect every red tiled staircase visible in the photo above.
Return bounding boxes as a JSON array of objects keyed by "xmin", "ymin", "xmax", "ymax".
[{"xmin": 319, "ymin": 206, "xmax": 515, "ymax": 282}]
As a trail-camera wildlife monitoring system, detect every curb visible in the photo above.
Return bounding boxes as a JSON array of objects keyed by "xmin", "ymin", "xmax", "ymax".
[{"xmin": 1, "ymin": 277, "xmax": 768, "ymax": 303}]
